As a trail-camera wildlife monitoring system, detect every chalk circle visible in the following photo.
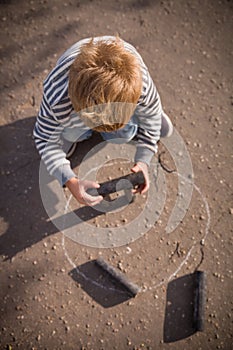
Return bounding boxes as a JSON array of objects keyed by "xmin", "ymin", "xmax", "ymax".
[
  {"xmin": 39, "ymin": 139, "xmax": 167, "ymax": 248},
  {"xmin": 62, "ymin": 177, "xmax": 211, "ymax": 292}
]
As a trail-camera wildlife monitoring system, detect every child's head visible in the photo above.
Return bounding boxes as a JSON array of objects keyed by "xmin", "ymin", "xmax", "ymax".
[{"xmin": 68, "ymin": 37, "xmax": 142, "ymax": 132}]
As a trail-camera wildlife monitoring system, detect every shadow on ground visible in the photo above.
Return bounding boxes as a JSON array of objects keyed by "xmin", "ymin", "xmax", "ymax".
[
  {"xmin": 163, "ymin": 272, "xmax": 205, "ymax": 342},
  {"xmin": 69, "ymin": 260, "xmax": 134, "ymax": 308},
  {"xmin": 0, "ymin": 116, "xmax": 107, "ymax": 260}
]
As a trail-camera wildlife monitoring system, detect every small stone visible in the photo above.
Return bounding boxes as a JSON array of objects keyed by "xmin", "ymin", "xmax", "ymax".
[
  {"xmin": 126, "ymin": 247, "xmax": 132, "ymax": 254},
  {"xmin": 38, "ymin": 275, "xmax": 45, "ymax": 281},
  {"xmin": 15, "ymin": 305, "xmax": 22, "ymax": 311},
  {"xmin": 117, "ymin": 262, "xmax": 124, "ymax": 271}
]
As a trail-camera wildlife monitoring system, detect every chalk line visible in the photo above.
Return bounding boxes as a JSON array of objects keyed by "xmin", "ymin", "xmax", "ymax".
[
  {"xmin": 61, "ymin": 173, "xmax": 211, "ymax": 293},
  {"xmin": 148, "ymin": 175, "xmax": 211, "ymax": 291},
  {"xmin": 61, "ymin": 194, "xmax": 127, "ymax": 294},
  {"xmin": 80, "ymin": 159, "xmax": 131, "ymax": 181}
]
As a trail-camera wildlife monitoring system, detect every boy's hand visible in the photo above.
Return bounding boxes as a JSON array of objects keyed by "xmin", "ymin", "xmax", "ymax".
[
  {"xmin": 65, "ymin": 177, "xmax": 103, "ymax": 206},
  {"xmin": 131, "ymin": 162, "xmax": 149, "ymax": 194}
]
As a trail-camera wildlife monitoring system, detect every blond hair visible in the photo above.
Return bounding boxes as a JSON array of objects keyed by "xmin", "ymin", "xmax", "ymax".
[{"xmin": 68, "ymin": 37, "xmax": 142, "ymax": 132}]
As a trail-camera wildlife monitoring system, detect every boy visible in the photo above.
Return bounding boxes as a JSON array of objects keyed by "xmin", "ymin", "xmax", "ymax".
[{"xmin": 34, "ymin": 36, "xmax": 173, "ymax": 206}]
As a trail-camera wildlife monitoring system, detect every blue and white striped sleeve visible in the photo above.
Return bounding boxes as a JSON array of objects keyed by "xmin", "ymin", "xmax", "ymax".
[
  {"xmin": 134, "ymin": 65, "xmax": 162, "ymax": 166},
  {"xmin": 33, "ymin": 93, "xmax": 76, "ymax": 186}
]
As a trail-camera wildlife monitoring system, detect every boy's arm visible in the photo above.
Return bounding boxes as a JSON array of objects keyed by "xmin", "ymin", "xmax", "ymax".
[
  {"xmin": 33, "ymin": 94, "xmax": 76, "ymax": 186},
  {"xmin": 34, "ymin": 95, "xmax": 103, "ymax": 206},
  {"xmin": 134, "ymin": 67, "xmax": 162, "ymax": 166}
]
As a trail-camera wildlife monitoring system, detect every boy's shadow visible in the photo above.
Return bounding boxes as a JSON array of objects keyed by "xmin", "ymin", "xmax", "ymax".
[{"xmin": 0, "ymin": 116, "xmax": 106, "ymax": 260}]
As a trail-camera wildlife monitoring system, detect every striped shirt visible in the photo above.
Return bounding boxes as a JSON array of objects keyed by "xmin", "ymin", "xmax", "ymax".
[{"xmin": 34, "ymin": 36, "xmax": 162, "ymax": 186}]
